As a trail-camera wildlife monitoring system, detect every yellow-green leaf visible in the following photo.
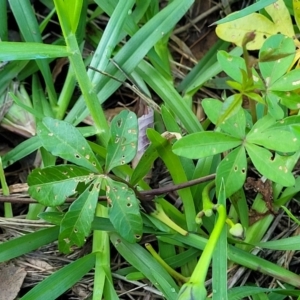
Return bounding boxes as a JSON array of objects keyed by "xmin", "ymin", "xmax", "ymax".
[
  {"xmin": 216, "ymin": 0, "xmax": 294, "ymax": 50},
  {"xmin": 265, "ymin": 0, "xmax": 294, "ymax": 38}
]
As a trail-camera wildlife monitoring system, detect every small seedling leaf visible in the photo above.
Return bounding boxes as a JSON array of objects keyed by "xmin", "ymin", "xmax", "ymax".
[
  {"xmin": 59, "ymin": 179, "xmax": 100, "ymax": 253},
  {"xmin": 37, "ymin": 117, "xmax": 101, "ymax": 172},
  {"xmin": 106, "ymin": 110, "xmax": 138, "ymax": 172},
  {"xmin": 245, "ymin": 143, "xmax": 295, "ymax": 186},
  {"xmin": 172, "ymin": 132, "xmax": 242, "ymax": 159},
  {"xmin": 259, "ymin": 34, "xmax": 295, "ymax": 85},
  {"xmin": 105, "ymin": 179, "xmax": 142, "ymax": 243},
  {"xmin": 216, "ymin": 146, "xmax": 247, "ymax": 198},
  {"xmin": 28, "ymin": 165, "xmax": 94, "ymax": 206}
]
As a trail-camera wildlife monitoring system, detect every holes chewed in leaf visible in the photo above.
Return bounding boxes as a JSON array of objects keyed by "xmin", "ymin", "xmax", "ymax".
[{"xmin": 116, "ymin": 119, "xmax": 122, "ymax": 127}]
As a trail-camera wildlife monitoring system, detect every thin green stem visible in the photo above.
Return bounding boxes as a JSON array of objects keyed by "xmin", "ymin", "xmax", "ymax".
[
  {"xmin": 0, "ymin": 157, "xmax": 12, "ymax": 218},
  {"xmin": 191, "ymin": 205, "xmax": 226, "ymax": 284},
  {"xmin": 0, "ymin": 0, "xmax": 7, "ymax": 40},
  {"xmin": 92, "ymin": 204, "xmax": 110, "ymax": 300},
  {"xmin": 65, "ymin": 33, "xmax": 110, "ymax": 146},
  {"xmin": 145, "ymin": 243, "xmax": 189, "ymax": 283},
  {"xmin": 56, "ymin": 64, "xmax": 77, "ymax": 120}
]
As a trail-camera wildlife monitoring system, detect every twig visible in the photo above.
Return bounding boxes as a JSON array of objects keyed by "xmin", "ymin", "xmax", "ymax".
[{"xmin": 0, "ymin": 173, "xmax": 216, "ymax": 204}]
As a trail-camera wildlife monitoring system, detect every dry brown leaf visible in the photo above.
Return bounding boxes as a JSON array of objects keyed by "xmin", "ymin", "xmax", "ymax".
[
  {"xmin": 0, "ymin": 263, "xmax": 27, "ymax": 300},
  {"xmin": 26, "ymin": 258, "xmax": 53, "ymax": 271}
]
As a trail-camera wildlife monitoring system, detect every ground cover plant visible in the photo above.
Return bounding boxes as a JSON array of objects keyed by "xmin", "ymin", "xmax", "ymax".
[{"xmin": 2, "ymin": 0, "xmax": 300, "ymax": 299}]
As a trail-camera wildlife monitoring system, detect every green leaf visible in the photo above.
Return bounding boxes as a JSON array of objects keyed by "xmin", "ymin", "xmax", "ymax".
[
  {"xmin": 217, "ymin": 50, "xmax": 246, "ymax": 83},
  {"xmin": 269, "ymin": 68, "xmax": 300, "ymax": 91},
  {"xmin": 259, "ymin": 34, "xmax": 295, "ymax": 84},
  {"xmin": 66, "ymin": 0, "xmax": 194, "ymax": 126},
  {"xmin": 213, "ymin": 179, "xmax": 228, "ymax": 299},
  {"xmin": 59, "ymin": 178, "xmax": 100, "ymax": 253},
  {"xmin": 106, "ymin": 110, "xmax": 138, "ymax": 172},
  {"xmin": 202, "ymin": 98, "xmax": 246, "ymax": 138},
  {"xmin": 2, "ymin": 136, "xmax": 41, "ymax": 168},
  {"xmin": 0, "ymin": 226, "xmax": 59, "ymax": 263},
  {"xmin": 172, "ymin": 132, "xmax": 242, "ymax": 159},
  {"xmin": 37, "ymin": 117, "xmax": 102, "ymax": 172},
  {"xmin": 246, "ymin": 118, "xmax": 300, "ymax": 152},
  {"xmin": 245, "ymin": 143, "xmax": 295, "ymax": 186},
  {"xmin": 216, "ymin": 0, "xmax": 294, "ymax": 50},
  {"xmin": 265, "ymin": 92, "xmax": 284, "ymax": 119},
  {"xmin": 28, "ymin": 165, "xmax": 93, "ymax": 206},
  {"xmin": 216, "ymin": 147, "xmax": 247, "ymax": 198},
  {"xmin": 213, "ymin": 0, "xmax": 277, "ymax": 25},
  {"xmin": 136, "ymin": 60, "xmax": 203, "ymax": 133},
  {"xmin": 105, "ymin": 178, "xmax": 143, "ymax": 243},
  {"xmin": 130, "ymin": 143, "xmax": 158, "ymax": 186},
  {"xmin": 21, "ymin": 253, "xmax": 96, "ymax": 300},
  {"xmin": 147, "ymin": 128, "xmax": 197, "ymax": 231},
  {"xmin": 257, "ymin": 234, "xmax": 300, "ymax": 251},
  {"xmin": 0, "ymin": 42, "xmax": 70, "ymax": 60},
  {"xmin": 69, "ymin": 0, "xmax": 83, "ymax": 33},
  {"xmin": 278, "ymin": 91, "xmax": 300, "ymax": 110},
  {"xmin": 247, "ymin": 114, "xmax": 276, "ymax": 134},
  {"xmin": 216, "ymin": 94, "xmax": 243, "ymax": 127},
  {"xmin": 110, "ymin": 233, "xmax": 179, "ymax": 298},
  {"xmin": 228, "ymin": 286, "xmax": 300, "ymax": 300}
]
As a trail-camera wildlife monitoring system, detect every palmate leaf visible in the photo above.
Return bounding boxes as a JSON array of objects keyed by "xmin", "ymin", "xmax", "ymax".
[
  {"xmin": 202, "ymin": 98, "xmax": 246, "ymax": 138},
  {"xmin": 37, "ymin": 117, "xmax": 102, "ymax": 173},
  {"xmin": 172, "ymin": 132, "xmax": 242, "ymax": 159},
  {"xmin": 217, "ymin": 51, "xmax": 246, "ymax": 83},
  {"xmin": 245, "ymin": 143, "xmax": 295, "ymax": 186},
  {"xmin": 246, "ymin": 115, "xmax": 300, "ymax": 152},
  {"xmin": 59, "ymin": 178, "xmax": 101, "ymax": 253},
  {"xmin": 265, "ymin": 92, "xmax": 284, "ymax": 120},
  {"xmin": 106, "ymin": 110, "xmax": 138, "ymax": 172},
  {"xmin": 258, "ymin": 34, "xmax": 295, "ymax": 85},
  {"xmin": 28, "ymin": 165, "xmax": 94, "ymax": 206},
  {"xmin": 269, "ymin": 68, "xmax": 300, "ymax": 91},
  {"xmin": 246, "ymin": 127, "xmax": 300, "ymax": 152},
  {"xmin": 216, "ymin": 146, "xmax": 247, "ymax": 198},
  {"xmin": 105, "ymin": 178, "xmax": 142, "ymax": 243}
]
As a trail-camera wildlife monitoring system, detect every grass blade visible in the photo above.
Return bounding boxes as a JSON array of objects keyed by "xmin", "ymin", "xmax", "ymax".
[
  {"xmin": 21, "ymin": 253, "xmax": 96, "ymax": 300},
  {"xmin": 0, "ymin": 226, "xmax": 59, "ymax": 262}
]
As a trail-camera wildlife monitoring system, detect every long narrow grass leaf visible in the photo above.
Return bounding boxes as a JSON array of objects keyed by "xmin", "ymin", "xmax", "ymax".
[
  {"xmin": 0, "ymin": 42, "xmax": 69, "ymax": 60},
  {"xmin": 0, "ymin": 226, "xmax": 59, "ymax": 262},
  {"xmin": 213, "ymin": 0, "xmax": 277, "ymax": 25},
  {"xmin": 66, "ymin": 0, "xmax": 194, "ymax": 124},
  {"xmin": 21, "ymin": 253, "xmax": 96, "ymax": 300}
]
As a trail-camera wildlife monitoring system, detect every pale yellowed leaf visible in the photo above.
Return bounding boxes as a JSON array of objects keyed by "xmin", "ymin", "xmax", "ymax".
[
  {"xmin": 216, "ymin": 0, "xmax": 295, "ymax": 50},
  {"xmin": 216, "ymin": 13, "xmax": 277, "ymax": 50},
  {"xmin": 265, "ymin": 0, "xmax": 294, "ymax": 38}
]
